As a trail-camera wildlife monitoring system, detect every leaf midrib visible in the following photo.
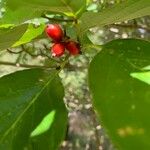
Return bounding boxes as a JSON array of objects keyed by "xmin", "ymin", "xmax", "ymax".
[
  {"xmin": 0, "ymin": 69, "xmax": 60, "ymax": 143},
  {"xmin": 60, "ymin": 0, "xmax": 74, "ymax": 13}
]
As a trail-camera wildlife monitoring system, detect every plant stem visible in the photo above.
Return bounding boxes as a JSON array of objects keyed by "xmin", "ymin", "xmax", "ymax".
[
  {"xmin": 0, "ymin": 54, "xmax": 70, "ymax": 70},
  {"xmin": 7, "ymin": 49, "xmax": 23, "ymax": 54},
  {"xmin": 59, "ymin": 54, "xmax": 70, "ymax": 69},
  {"xmin": 0, "ymin": 61, "xmax": 54, "ymax": 69}
]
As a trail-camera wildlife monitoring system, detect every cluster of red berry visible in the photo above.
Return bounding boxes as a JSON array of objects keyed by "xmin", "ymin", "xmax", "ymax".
[{"xmin": 45, "ymin": 24, "xmax": 81, "ymax": 57}]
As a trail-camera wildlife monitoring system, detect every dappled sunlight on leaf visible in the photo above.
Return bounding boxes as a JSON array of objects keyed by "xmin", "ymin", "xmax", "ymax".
[
  {"xmin": 131, "ymin": 71, "xmax": 150, "ymax": 85},
  {"xmin": 31, "ymin": 110, "xmax": 56, "ymax": 137}
]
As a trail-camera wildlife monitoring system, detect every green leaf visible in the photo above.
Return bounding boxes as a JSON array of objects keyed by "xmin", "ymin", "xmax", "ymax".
[
  {"xmin": 0, "ymin": 24, "xmax": 14, "ymax": 29},
  {"xmin": 29, "ymin": 76, "xmax": 68, "ymax": 150},
  {"xmin": 1, "ymin": 0, "xmax": 86, "ymax": 24},
  {"xmin": 0, "ymin": 69, "xmax": 68, "ymax": 150},
  {"xmin": 0, "ymin": 24, "xmax": 28, "ymax": 50},
  {"xmin": 68, "ymin": 0, "xmax": 86, "ymax": 17},
  {"xmin": 13, "ymin": 24, "xmax": 45, "ymax": 47},
  {"xmin": 89, "ymin": 39, "xmax": 150, "ymax": 150},
  {"xmin": 2, "ymin": 0, "xmax": 69, "ymax": 24},
  {"xmin": 80, "ymin": 0, "xmax": 150, "ymax": 33}
]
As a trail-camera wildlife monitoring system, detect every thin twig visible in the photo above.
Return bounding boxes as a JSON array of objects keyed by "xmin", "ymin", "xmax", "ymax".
[
  {"xmin": 0, "ymin": 61, "xmax": 54, "ymax": 69},
  {"xmin": 15, "ymin": 53, "xmax": 24, "ymax": 63},
  {"xmin": 21, "ymin": 45, "xmax": 40, "ymax": 57},
  {"xmin": 0, "ymin": 60, "xmax": 85, "ymax": 70},
  {"xmin": 20, "ymin": 45, "xmax": 60, "ymax": 64},
  {"xmin": 7, "ymin": 48, "xmax": 23, "ymax": 54}
]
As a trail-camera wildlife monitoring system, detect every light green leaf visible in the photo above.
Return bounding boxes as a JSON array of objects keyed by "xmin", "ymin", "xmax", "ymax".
[
  {"xmin": 89, "ymin": 39, "xmax": 150, "ymax": 150},
  {"xmin": 80, "ymin": 0, "xmax": 150, "ymax": 33},
  {"xmin": 0, "ymin": 24, "xmax": 28, "ymax": 50},
  {"xmin": 13, "ymin": 24, "xmax": 45, "ymax": 47},
  {"xmin": 0, "ymin": 69, "xmax": 68, "ymax": 150},
  {"xmin": 0, "ymin": 24, "xmax": 14, "ymax": 28}
]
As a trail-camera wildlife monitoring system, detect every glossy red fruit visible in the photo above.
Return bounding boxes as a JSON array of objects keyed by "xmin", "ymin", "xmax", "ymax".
[
  {"xmin": 51, "ymin": 43, "xmax": 65, "ymax": 57},
  {"xmin": 65, "ymin": 41, "xmax": 80, "ymax": 55},
  {"xmin": 45, "ymin": 24, "xmax": 63, "ymax": 42}
]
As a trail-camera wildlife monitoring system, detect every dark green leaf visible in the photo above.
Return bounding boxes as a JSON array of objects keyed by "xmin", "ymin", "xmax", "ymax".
[
  {"xmin": 67, "ymin": 0, "xmax": 86, "ymax": 17},
  {"xmin": 0, "ymin": 69, "xmax": 67, "ymax": 150},
  {"xmin": 80, "ymin": 0, "xmax": 150, "ymax": 33},
  {"xmin": 1, "ymin": 0, "xmax": 86, "ymax": 24},
  {"xmin": 0, "ymin": 24, "xmax": 28, "ymax": 50},
  {"xmin": 2, "ymin": 0, "xmax": 69, "ymax": 24},
  {"xmin": 29, "ymin": 76, "xmax": 68, "ymax": 150},
  {"xmin": 89, "ymin": 39, "xmax": 150, "ymax": 150}
]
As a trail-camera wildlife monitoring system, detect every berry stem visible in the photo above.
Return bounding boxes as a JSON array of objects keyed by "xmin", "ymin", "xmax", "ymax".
[{"xmin": 59, "ymin": 54, "xmax": 70, "ymax": 69}]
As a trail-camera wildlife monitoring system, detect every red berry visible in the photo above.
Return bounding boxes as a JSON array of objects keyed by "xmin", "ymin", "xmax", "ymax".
[
  {"xmin": 45, "ymin": 24, "xmax": 63, "ymax": 42},
  {"xmin": 51, "ymin": 43, "xmax": 65, "ymax": 57},
  {"xmin": 65, "ymin": 41, "xmax": 80, "ymax": 55}
]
